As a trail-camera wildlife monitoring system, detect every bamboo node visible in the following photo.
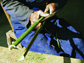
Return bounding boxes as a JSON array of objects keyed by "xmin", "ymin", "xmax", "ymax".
[{"xmin": 9, "ymin": 45, "xmax": 15, "ymax": 51}]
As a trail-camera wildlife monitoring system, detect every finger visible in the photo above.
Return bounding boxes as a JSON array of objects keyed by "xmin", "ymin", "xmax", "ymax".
[
  {"xmin": 50, "ymin": 9, "xmax": 54, "ymax": 14},
  {"xmin": 38, "ymin": 10, "xmax": 49, "ymax": 17},
  {"xmin": 35, "ymin": 23, "xmax": 41, "ymax": 29},
  {"xmin": 50, "ymin": 6, "xmax": 55, "ymax": 14},
  {"xmin": 31, "ymin": 21, "xmax": 34, "ymax": 25}
]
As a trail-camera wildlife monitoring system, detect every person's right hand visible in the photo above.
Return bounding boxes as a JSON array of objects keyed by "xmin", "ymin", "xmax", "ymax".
[
  {"xmin": 30, "ymin": 10, "xmax": 49, "ymax": 29},
  {"xmin": 44, "ymin": 3, "xmax": 56, "ymax": 14}
]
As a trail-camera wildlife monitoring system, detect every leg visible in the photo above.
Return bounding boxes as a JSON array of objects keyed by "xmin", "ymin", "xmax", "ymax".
[
  {"xmin": 6, "ymin": 30, "xmax": 23, "ymax": 49},
  {"xmin": 6, "ymin": 30, "xmax": 16, "ymax": 47}
]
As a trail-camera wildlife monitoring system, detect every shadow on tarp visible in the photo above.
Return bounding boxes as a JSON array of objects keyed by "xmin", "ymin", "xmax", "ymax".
[{"xmin": 47, "ymin": 18, "xmax": 84, "ymax": 60}]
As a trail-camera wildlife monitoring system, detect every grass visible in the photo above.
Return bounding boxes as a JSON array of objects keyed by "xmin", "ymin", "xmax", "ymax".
[{"xmin": 25, "ymin": 52, "xmax": 45, "ymax": 62}]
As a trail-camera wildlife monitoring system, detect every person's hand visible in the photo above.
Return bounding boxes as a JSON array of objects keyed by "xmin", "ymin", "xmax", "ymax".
[
  {"xmin": 44, "ymin": 3, "xmax": 56, "ymax": 14},
  {"xmin": 30, "ymin": 10, "xmax": 49, "ymax": 29}
]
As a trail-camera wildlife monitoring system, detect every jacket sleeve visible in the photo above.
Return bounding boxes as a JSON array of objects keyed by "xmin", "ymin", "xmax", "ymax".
[{"xmin": 2, "ymin": 0, "xmax": 34, "ymax": 27}]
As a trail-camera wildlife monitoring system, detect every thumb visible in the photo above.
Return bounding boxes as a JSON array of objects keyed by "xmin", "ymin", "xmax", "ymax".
[
  {"xmin": 44, "ymin": 5, "xmax": 49, "ymax": 13},
  {"xmin": 44, "ymin": 8, "xmax": 49, "ymax": 13}
]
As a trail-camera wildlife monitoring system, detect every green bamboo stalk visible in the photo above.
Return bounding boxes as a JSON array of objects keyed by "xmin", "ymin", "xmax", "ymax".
[
  {"xmin": 9, "ymin": 11, "xmax": 57, "ymax": 50},
  {"xmin": 56, "ymin": 33, "xmax": 60, "ymax": 48},
  {"xmin": 12, "ymin": 17, "xmax": 44, "ymax": 46},
  {"xmin": 9, "ymin": 17, "xmax": 44, "ymax": 50},
  {"xmin": 19, "ymin": 22, "xmax": 45, "ymax": 61}
]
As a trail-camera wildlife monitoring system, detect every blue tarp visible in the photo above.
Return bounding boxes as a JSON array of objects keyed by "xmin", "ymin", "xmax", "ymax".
[{"xmin": 11, "ymin": 7, "xmax": 84, "ymax": 60}]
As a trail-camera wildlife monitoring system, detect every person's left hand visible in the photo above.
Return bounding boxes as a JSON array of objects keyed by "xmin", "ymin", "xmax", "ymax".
[
  {"xmin": 44, "ymin": 3, "xmax": 56, "ymax": 14},
  {"xmin": 30, "ymin": 10, "xmax": 49, "ymax": 29}
]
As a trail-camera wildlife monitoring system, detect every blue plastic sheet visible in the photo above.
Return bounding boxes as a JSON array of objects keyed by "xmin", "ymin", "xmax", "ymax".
[{"xmin": 11, "ymin": 7, "xmax": 84, "ymax": 60}]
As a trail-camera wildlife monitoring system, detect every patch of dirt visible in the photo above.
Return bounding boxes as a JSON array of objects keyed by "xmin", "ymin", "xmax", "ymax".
[{"xmin": 0, "ymin": 46, "xmax": 84, "ymax": 63}]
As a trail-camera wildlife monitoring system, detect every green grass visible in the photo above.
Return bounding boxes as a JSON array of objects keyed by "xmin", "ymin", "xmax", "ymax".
[{"xmin": 25, "ymin": 52, "xmax": 45, "ymax": 62}]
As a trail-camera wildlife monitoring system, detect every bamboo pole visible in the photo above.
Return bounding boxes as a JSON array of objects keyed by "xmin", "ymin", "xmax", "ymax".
[
  {"xmin": 19, "ymin": 22, "xmax": 45, "ymax": 61},
  {"xmin": 9, "ymin": 11, "xmax": 57, "ymax": 50}
]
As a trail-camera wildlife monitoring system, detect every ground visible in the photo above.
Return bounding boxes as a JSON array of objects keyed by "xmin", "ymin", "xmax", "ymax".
[{"xmin": 0, "ymin": 46, "xmax": 84, "ymax": 63}]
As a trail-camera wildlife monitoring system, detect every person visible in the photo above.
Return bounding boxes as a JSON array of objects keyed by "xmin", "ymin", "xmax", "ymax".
[
  {"xmin": 2, "ymin": 0, "xmax": 67, "ymax": 48},
  {"xmin": 2, "ymin": 0, "xmax": 67, "ymax": 28},
  {"xmin": 2, "ymin": 0, "xmax": 84, "ymax": 60}
]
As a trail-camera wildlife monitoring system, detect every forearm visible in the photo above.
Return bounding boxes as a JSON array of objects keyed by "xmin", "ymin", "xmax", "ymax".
[{"xmin": 2, "ymin": 0, "xmax": 34, "ymax": 27}]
